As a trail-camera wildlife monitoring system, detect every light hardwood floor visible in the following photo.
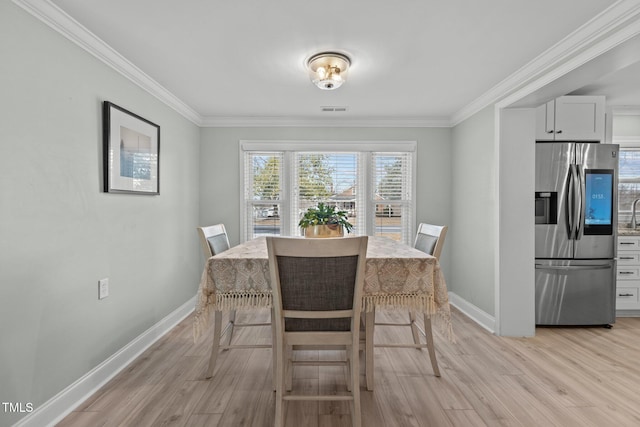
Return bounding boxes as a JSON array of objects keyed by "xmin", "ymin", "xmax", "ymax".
[{"xmin": 58, "ymin": 308, "xmax": 640, "ymax": 427}]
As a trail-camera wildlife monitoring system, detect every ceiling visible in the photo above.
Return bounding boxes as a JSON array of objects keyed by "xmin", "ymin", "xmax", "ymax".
[
  {"xmin": 572, "ymin": 60, "xmax": 640, "ymax": 105},
  {"xmin": 41, "ymin": 0, "xmax": 638, "ymax": 125}
]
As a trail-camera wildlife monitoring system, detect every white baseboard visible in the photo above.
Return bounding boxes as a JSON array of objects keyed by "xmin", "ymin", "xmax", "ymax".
[
  {"xmin": 448, "ymin": 291, "xmax": 495, "ymax": 333},
  {"xmin": 13, "ymin": 296, "xmax": 196, "ymax": 427},
  {"xmin": 616, "ymin": 310, "xmax": 640, "ymax": 318}
]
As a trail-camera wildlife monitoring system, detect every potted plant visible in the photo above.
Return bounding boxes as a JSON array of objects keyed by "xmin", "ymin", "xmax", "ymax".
[{"xmin": 298, "ymin": 202, "xmax": 354, "ymax": 238}]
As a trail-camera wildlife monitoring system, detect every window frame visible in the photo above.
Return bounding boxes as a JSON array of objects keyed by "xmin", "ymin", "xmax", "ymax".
[{"xmin": 239, "ymin": 140, "xmax": 417, "ymax": 243}]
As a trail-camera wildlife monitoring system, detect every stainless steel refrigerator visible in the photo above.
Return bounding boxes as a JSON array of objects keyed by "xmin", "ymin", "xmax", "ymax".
[{"xmin": 535, "ymin": 142, "xmax": 619, "ymax": 325}]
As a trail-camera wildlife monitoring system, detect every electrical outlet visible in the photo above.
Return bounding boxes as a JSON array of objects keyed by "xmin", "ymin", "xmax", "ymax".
[{"xmin": 98, "ymin": 278, "xmax": 109, "ymax": 300}]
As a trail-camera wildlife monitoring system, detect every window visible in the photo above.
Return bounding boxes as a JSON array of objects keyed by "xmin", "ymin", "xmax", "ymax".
[
  {"xmin": 618, "ymin": 146, "xmax": 640, "ymax": 224},
  {"xmin": 244, "ymin": 151, "xmax": 283, "ymax": 237},
  {"xmin": 293, "ymin": 152, "xmax": 363, "ymax": 235},
  {"xmin": 372, "ymin": 152, "xmax": 414, "ymax": 243},
  {"xmin": 241, "ymin": 141, "xmax": 416, "ymax": 244}
]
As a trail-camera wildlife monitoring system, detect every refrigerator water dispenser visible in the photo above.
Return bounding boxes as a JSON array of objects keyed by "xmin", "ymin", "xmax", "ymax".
[{"xmin": 535, "ymin": 192, "xmax": 557, "ymax": 224}]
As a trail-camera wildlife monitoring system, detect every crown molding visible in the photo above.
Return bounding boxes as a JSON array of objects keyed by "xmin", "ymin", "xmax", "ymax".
[
  {"xmin": 452, "ymin": 0, "xmax": 640, "ymax": 125},
  {"xmin": 611, "ymin": 105, "xmax": 640, "ymax": 115},
  {"xmin": 200, "ymin": 115, "xmax": 452, "ymax": 128},
  {"xmin": 12, "ymin": 0, "xmax": 203, "ymax": 125}
]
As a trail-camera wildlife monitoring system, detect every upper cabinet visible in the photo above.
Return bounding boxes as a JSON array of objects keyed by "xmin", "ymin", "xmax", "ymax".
[{"xmin": 535, "ymin": 95, "xmax": 605, "ymax": 142}]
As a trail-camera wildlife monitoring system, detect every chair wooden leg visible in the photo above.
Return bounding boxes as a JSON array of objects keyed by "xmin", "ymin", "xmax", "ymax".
[
  {"xmin": 365, "ymin": 310, "xmax": 375, "ymax": 391},
  {"xmin": 351, "ymin": 342, "xmax": 362, "ymax": 427},
  {"xmin": 408, "ymin": 310, "xmax": 421, "ymax": 346},
  {"xmin": 271, "ymin": 307, "xmax": 277, "ymax": 391},
  {"xmin": 225, "ymin": 309, "xmax": 237, "ymax": 348},
  {"xmin": 205, "ymin": 310, "xmax": 223, "ymax": 379},
  {"xmin": 275, "ymin": 343, "xmax": 285, "ymax": 427},
  {"xmin": 274, "ymin": 396, "xmax": 284, "ymax": 427},
  {"xmin": 345, "ymin": 345, "xmax": 352, "ymax": 392},
  {"xmin": 285, "ymin": 345, "xmax": 293, "ymax": 391},
  {"xmin": 423, "ymin": 314, "xmax": 441, "ymax": 377}
]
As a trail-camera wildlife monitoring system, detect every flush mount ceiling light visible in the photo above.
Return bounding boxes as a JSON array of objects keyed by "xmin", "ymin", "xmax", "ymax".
[{"xmin": 306, "ymin": 52, "xmax": 351, "ymax": 90}]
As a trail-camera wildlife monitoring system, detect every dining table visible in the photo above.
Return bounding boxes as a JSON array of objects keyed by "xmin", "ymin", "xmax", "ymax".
[{"xmin": 193, "ymin": 235, "xmax": 454, "ymax": 390}]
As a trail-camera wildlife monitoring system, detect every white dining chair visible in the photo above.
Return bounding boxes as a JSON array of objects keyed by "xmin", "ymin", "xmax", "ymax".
[
  {"xmin": 267, "ymin": 236, "xmax": 368, "ymax": 427},
  {"xmin": 371, "ymin": 223, "xmax": 447, "ymax": 378},
  {"xmin": 197, "ymin": 224, "xmax": 272, "ymax": 379}
]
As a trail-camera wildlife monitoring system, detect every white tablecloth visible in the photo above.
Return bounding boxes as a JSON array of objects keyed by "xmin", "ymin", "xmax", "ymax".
[{"xmin": 194, "ymin": 236, "xmax": 453, "ymax": 340}]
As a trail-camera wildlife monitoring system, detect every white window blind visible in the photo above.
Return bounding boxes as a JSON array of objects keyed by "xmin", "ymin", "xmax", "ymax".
[
  {"xmin": 292, "ymin": 152, "xmax": 362, "ymax": 236},
  {"xmin": 372, "ymin": 152, "xmax": 413, "ymax": 243},
  {"xmin": 244, "ymin": 151, "xmax": 284, "ymax": 239}
]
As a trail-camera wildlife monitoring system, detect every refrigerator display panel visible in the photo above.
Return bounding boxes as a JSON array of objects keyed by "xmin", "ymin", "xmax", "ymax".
[{"xmin": 584, "ymin": 169, "xmax": 614, "ymax": 235}]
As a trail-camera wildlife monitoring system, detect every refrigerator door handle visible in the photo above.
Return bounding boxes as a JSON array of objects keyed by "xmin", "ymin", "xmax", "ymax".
[
  {"xmin": 575, "ymin": 164, "xmax": 585, "ymax": 240},
  {"xmin": 567, "ymin": 165, "xmax": 576, "ymax": 239},
  {"xmin": 535, "ymin": 264, "xmax": 612, "ymax": 271}
]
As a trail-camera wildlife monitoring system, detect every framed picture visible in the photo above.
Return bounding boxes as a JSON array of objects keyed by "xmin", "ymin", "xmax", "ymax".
[{"xmin": 103, "ymin": 101, "xmax": 160, "ymax": 194}]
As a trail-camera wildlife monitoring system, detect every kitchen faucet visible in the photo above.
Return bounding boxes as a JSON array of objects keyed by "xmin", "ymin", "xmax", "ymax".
[{"xmin": 632, "ymin": 198, "xmax": 640, "ymax": 228}]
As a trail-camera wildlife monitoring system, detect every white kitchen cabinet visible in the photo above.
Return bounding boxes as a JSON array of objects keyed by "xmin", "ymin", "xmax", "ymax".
[
  {"xmin": 617, "ymin": 236, "xmax": 640, "ymax": 312},
  {"xmin": 535, "ymin": 95, "xmax": 605, "ymax": 141}
]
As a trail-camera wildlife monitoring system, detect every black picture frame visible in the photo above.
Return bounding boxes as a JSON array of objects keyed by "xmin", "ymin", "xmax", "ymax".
[{"xmin": 103, "ymin": 101, "xmax": 160, "ymax": 194}]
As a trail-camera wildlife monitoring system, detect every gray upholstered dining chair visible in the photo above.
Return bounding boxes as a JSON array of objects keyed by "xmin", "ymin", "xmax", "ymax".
[
  {"xmin": 372, "ymin": 223, "xmax": 448, "ymax": 377},
  {"xmin": 267, "ymin": 236, "xmax": 368, "ymax": 427},
  {"xmin": 198, "ymin": 224, "xmax": 231, "ymax": 259},
  {"xmin": 197, "ymin": 224, "xmax": 271, "ymax": 379}
]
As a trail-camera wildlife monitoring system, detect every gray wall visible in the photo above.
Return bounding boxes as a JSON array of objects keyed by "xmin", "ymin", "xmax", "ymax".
[
  {"xmin": 497, "ymin": 108, "xmax": 536, "ymax": 336},
  {"xmin": 450, "ymin": 106, "xmax": 497, "ymax": 316},
  {"xmin": 0, "ymin": 3, "xmax": 201, "ymax": 425},
  {"xmin": 199, "ymin": 127, "xmax": 453, "ymax": 275},
  {"xmin": 613, "ymin": 115, "xmax": 640, "ymax": 137}
]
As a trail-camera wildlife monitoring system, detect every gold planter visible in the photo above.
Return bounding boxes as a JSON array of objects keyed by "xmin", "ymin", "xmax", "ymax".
[{"xmin": 303, "ymin": 224, "xmax": 344, "ymax": 238}]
